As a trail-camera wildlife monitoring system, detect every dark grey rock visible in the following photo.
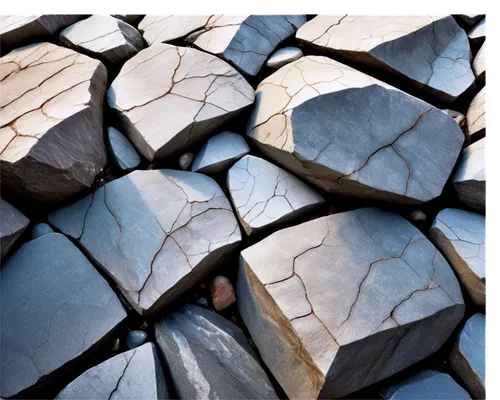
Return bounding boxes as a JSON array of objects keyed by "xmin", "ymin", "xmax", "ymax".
[
  {"xmin": 32, "ymin": 223, "xmax": 53, "ymax": 240},
  {"xmin": 409, "ymin": 210, "xmax": 427, "ymax": 222},
  {"xmin": 0, "ymin": 198, "xmax": 29, "ymax": 259},
  {"xmin": 454, "ymin": 14, "xmax": 485, "ymax": 29},
  {"xmin": 126, "ymin": 330, "xmax": 148, "ymax": 350},
  {"xmin": 179, "ymin": 152, "xmax": 194, "ymax": 170},
  {"xmin": 266, "ymin": 47, "xmax": 304, "ymax": 69},
  {"xmin": 196, "ymin": 297, "xmax": 209, "ymax": 307},
  {"xmin": 107, "ymin": 127, "xmax": 141, "ymax": 171},
  {"xmin": 112, "ymin": 15, "xmax": 144, "ymax": 27}
]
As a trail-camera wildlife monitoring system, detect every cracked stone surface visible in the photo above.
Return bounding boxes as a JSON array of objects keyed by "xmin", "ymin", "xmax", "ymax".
[
  {"xmin": 139, "ymin": 15, "xmax": 212, "ymax": 45},
  {"xmin": 56, "ymin": 343, "xmax": 171, "ymax": 400},
  {"xmin": 0, "ymin": 42, "xmax": 108, "ymax": 203},
  {"xmin": 112, "ymin": 15, "xmax": 144, "ymax": 27},
  {"xmin": 228, "ymin": 155, "xmax": 324, "ymax": 235},
  {"xmin": 468, "ymin": 18, "xmax": 485, "ymax": 51},
  {"xmin": 60, "ymin": 15, "xmax": 145, "ymax": 68},
  {"xmin": 452, "ymin": 138, "xmax": 485, "ymax": 212},
  {"xmin": 429, "ymin": 208, "xmax": 485, "ymax": 306},
  {"xmin": 107, "ymin": 44, "xmax": 254, "ymax": 161},
  {"xmin": 466, "ymin": 87, "xmax": 485, "ymax": 144},
  {"xmin": 296, "ymin": 16, "xmax": 475, "ymax": 104},
  {"xmin": 49, "ymin": 169, "xmax": 242, "ymax": 316},
  {"xmin": 191, "ymin": 131, "xmax": 250, "ymax": 174},
  {"xmin": 155, "ymin": 304, "xmax": 278, "ymax": 399},
  {"xmin": 0, "ymin": 197, "xmax": 29, "ymax": 259},
  {"xmin": 473, "ymin": 43, "xmax": 485, "ymax": 83},
  {"xmin": 247, "ymin": 56, "xmax": 464, "ymax": 204},
  {"xmin": 107, "ymin": 127, "xmax": 141, "ymax": 171},
  {"xmin": 450, "ymin": 313, "xmax": 485, "ymax": 399},
  {"xmin": 0, "ymin": 233, "xmax": 127, "ymax": 398},
  {"xmin": 237, "ymin": 207, "xmax": 464, "ymax": 399},
  {"xmin": 266, "ymin": 47, "xmax": 304, "ymax": 69}
]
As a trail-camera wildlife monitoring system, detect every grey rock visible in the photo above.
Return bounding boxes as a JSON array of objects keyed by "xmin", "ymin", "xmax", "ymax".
[
  {"xmin": 111, "ymin": 337, "xmax": 121, "ymax": 352},
  {"xmin": 139, "ymin": 15, "xmax": 212, "ymax": 45},
  {"xmin": 0, "ymin": 42, "xmax": 108, "ymax": 204},
  {"xmin": 112, "ymin": 15, "xmax": 144, "ymax": 27},
  {"xmin": 56, "ymin": 343, "xmax": 170, "ymax": 399},
  {"xmin": 49, "ymin": 169, "xmax": 241, "ymax": 315},
  {"xmin": 473, "ymin": 43, "xmax": 485, "ymax": 83},
  {"xmin": 192, "ymin": 131, "xmax": 250, "ymax": 174},
  {"xmin": 126, "ymin": 330, "xmax": 148, "ymax": 350},
  {"xmin": 32, "ymin": 223, "xmax": 53, "ymax": 240},
  {"xmin": 179, "ymin": 152, "xmax": 194, "ymax": 170},
  {"xmin": 196, "ymin": 297, "xmax": 209, "ymax": 307},
  {"xmin": 107, "ymin": 127, "xmax": 141, "ymax": 171},
  {"xmin": 454, "ymin": 14, "xmax": 484, "ymax": 29},
  {"xmin": 443, "ymin": 109, "xmax": 466, "ymax": 130},
  {"xmin": 237, "ymin": 207, "xmax": 464, "ymax": 399},
  {"xmin": 409, "ymin": 210, "xmax": 427, "ymax": 222},
  {"xmin": 466, "ymin": 87, "xmax": 485, "ymax": 144},
  {"xmin": 107, "ymin": 44, "xmax": 254, "ymax": 161},
  {"xmin": 247, "ymin": 56, "xmax": 464, "ymax": 204},
  {"xmin": 0, "ymin": 198, "xmax": 29, "ymax": 259},
  {"xmin": 0, "ymin": 233, "xmax": 127, "ymax": 398},
  {"xmin": 468, "ymin": 18, "xmax": 485, "ymax": 52},
  {"xmin": 155, "ymin": 304, "xmax": 278, "ymax": 399},
  {"xmin": 266, "ymin": 47, "xmax": 304, "ymax": 69}
]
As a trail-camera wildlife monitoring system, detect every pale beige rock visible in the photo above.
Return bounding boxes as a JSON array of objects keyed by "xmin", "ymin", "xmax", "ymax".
[
  {"xmin": 473, "ymin": 42, "xmax": 485, "ymax": 83},
  {"xmin": 466, "ymin": 87, "xmax": 485, "ymax": 143},
  {"xmin": 139, "ymin": 15, "xmax": 212, "ymax": 45}
]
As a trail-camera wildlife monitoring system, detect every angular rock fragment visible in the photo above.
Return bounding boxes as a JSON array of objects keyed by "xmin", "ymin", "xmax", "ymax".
[
  {"xmin": 139, "ymin": 15, "xmax": 212, "ymax": 45},
  {"xmin": 466, "ymin": 87, "xmax": 485, "ymax": 143},
  {"xmin": 429, "ymin": 209, "xmax": 485, "ymax": 306},
  {"xmin": 0, "ymin": 42, "xmax": 108, "ymax": 203},
  {"xmin": 107, "ymin": 44, "xmax": 254, "ymax": 161},
  {"xmin": 0, "ymin": 198, "xmax": 29, "ymax": 259},
  {"xmin": 112, "ymin": 15, "xmax": 144, "ymax": 27},
  {"xmin": 191, "ymin": 131, "xmax": 250, "ymax": 174},
  {"xmin": 0, "ymin": 233, "xmax": 127, "ymax": 398},
  {"xmin": 454, "ymin": 14, "xmax": 484, "ymax": 29},
  {"xmin": 473, "ymin": 43, "xmax": 485, "ymax": 84},
  {"xmin": 32, "ymin": 223, "xmax": 53, "ymax": 240},
  {"xmin": 266, "ymin": 47, "xmax": 304, "ymax": 69},
  {"xmin": 228, "ymin": 155, "xmax": 324, "ymax": 235},
  {"xmin": 468, "ymin": 18, "xmax": 485, "ymax": 52},
  {"xmin": 49, "ymin": 169, "xmax": 241, "ymax": 315},
  {"xmin": 237, "ymin": 208, "xmax": 465, "ymax": 399},
  {"xmin": 107, "ymin": 127, "xmax": 141, "ymax": 171},
  {"xmin": 155, "ymin": 304, "xmax": 278, "ymax": 399},
  {"xmin": 247, "ymin": 56, "xmax": 464, "ymax": 204},
  {"xmin": 296, "ymin": 16, "xmax": 475, "ymax": 104}
]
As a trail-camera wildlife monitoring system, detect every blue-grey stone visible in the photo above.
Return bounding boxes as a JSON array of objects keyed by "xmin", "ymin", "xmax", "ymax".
[
  {"xmin": 107, "ymin": 127, "xmax": 141, "ymax": 171},
  {"xmin": 126, "ymin": 330, "xmax": 148, "ymax": 350},
  {"xmin": 0, "ymin": 198, "xmax": 29, "ymax": 259},
  {"xmin": 266, "ymin": 47, "xmax": 303, "ymax": 69},
  {"xmin": 32, "ymin": 223, "xmax": 53, "ymax": 240}
]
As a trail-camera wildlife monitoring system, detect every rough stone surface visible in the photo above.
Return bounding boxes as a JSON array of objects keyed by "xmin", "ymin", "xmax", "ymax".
[
  {"xmin": 49, "ymin": 169, "xmax": 242, "ymax": 315},
  {"xmin": 228, "ymin": 155, "xmax": 324, "ymax": 235},
  {"xmin": 155, "ymin": 304, "xmax": 278, "ymax": 399},
  {"xmin": 247, "ymin": 56, "xmax": 464, "ymax": 204},
  {"xmin": 237, "ymin": 207, "xmax": 465, "ymax": 399},
  {"xmin": 450, "ymin": 313, "xmax": 485, "ymax": 399},
  {"xmin": 452, "ymin": 138, "xmax": 485, "ymax": 212},
  {"xmin": 192, "ymin": 131, "xmax": 250, "ymax": 174},
  {"xmin": 32, "ymin": 223, "xmax": 53, "ymax": 240},
  {"xmin": 107, "ymin": 44, "xmax": 254, "ymax": 161},
  {"xmin": 296, "ymin": 16, "xmax": 475, "ymax": 103},
  {"xmin": 126, "ymin": 331, "xmax": 148, "ymax": 350},
  {"xmin": 266, "ymin": 47, "xmax": 304, "ymax": 69},
  {"xmin": 112, "ymin": 15, "xmax": 144, "ymax": 27},
  {"xmin": 139, "ymin": 15, "xmax": 212, "ymax": 45},
  {"xmin": 0, "ymin": 233, "xmax": 127, "ymax": 398},
  {"xmin": 468, "ymin": 18, "xmax": 485, "ymax": 51},
  {"xmin": 210, "ymin": 275, "xmax": 236, "ymax": 311},
  {"xmin": 473, "ymin": 43, "xmax": 485, "ymax": 83},
  {"xmin": 107, "ymin": 127, "xmax": 141, "ymax": 171},
  {"xmin": 56, "ymin": 343, "xmax": 170, "ymax": 400},
  {"xmin": 0, "ymin": 42, "xmax": 108, "ymax": 203},
  {"xmin": 0, "ymin": 198, "xmax": 29, "ymax": 259},
  {"xmin": 466, "ymin": 87, "xmax": 485, "ymax": 143},
  {"xmin": 430, "ymin": 208, "xmax": 485, "ymax": 306},
  {"xmin": 179, "ymin": 152, "xmax": 194, "ymax": 170}
]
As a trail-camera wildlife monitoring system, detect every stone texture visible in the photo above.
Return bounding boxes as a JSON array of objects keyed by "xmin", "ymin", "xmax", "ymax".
[
  {"xmin": 429, "ymin": 208, "xmax": 485, "ymax": 306},
  {"xmin": 466, "ymin": 87, "xmax": 485, "ymax": 143},
  {"xmin": 107, "ymin": 44, "xmax": 254, "ymax": 161},
  {"xmin": 139, "ymin": 15, "xmax": 212, "ymax": 45},
  {"xmin": 473, "ymin": 43, "xmax": 485, "ymax": 83},
  {"xmin": 210, "ymin": 275, "xmax": 236, "ymax": 311},
  {"xmin": 49, "ymin": 169, "xmax": 241, "ymax": 315},
  {"xmin": 192, "ymin": 131, "xmax": 250, "ymax": 174},
  {"xmin": 126, "ymin": 331, "xmax": 148, "ymax": 350},
  {"xmin": 468, "ymin": 18, "xmax": 485, "ymax": 51},
  {"xmin": 0, "ymin": 42, "xmax": 108, "ymax": 203},
  {"xmin": 0, "ymin": 233, "xmax": 127, "ymax": 398},
  {"xmin": 107, "ymin": 127, "xmax": 141, "ymax": 171},
  {"xmin": 179, "ymin": 152, "xmax": 194, "ymax": 170},
  {"xmin": 112, "ymin": 15, "xmax": 144, "ymax": 27},
  {"xmin": 228, "ymin": 155, "xmax": 324, "ymax": 235},
  {"xmin": 155, "ymin": 304, "xmax": 278, "ymax": 399},
  {"xmin": 0, "ymin": 198, "xmax": 29, "ymax": 259},
  {"xmin": 296, "ymin": 16, "xmax": 475, "ymax": 104},
  {"xmin": 266, "ymin": 47, "xmax": 304, "ymax": 69},
  {"xmin": 32, "ymin": 223, "xmax": 53, "ymax": 240},
  {"xmin": 237, "ymin": 207, "xmax": 465, "ymax": 399},
  {"xmin": 247, "ymin": 56, "xmax": 464, "ymax": 204}
]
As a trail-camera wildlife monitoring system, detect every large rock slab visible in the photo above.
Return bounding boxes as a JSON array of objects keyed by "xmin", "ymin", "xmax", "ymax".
[
  {"xmin": 237, "ymin": 207, "xmax": 465, "ymax": 399},
  {"xmin": 429, "ymin": 209, "xmax": 485, "ymax": 306},
  {"xmin": 155, "ymin": 304, "xmax": 278, "ymax": 399},
  {"xmin": 107, "ymin": 44, "xmax": 254, "ymax": 161},
  {"xmin": 247, "ymin": 56, "xmax": 464, "ymax": 204},
  {"xmin": 227, "ymin": 155, "xmax": 324, "ymax": 235},
  {"xmin": 139, "ymin": 15, "xmax": 212, "ymax": 45},
  {"xmin": 49, "ymin": 169, "xmax": 241, "ymax": 315},
  {"xmin": 296, "ymin": 16, "xmax": 475, "ymax": 104},
  {"xmin": 473, "ymin": 43, "xmax": 485, "ymax": 84},
  {"xmin": 0, "ymin": 198, "xmax": 29, "ymax": 259},
  {"xmin": 0, "ymin": 42, "xmax": 107, "ymax": 203},
  {"xmin": 0, "ymin": 233, "xmax": 127, "ymax": 398},
  {"xmin": 466, "ymin": 87, "xmax": 485, "ymax": 144}
]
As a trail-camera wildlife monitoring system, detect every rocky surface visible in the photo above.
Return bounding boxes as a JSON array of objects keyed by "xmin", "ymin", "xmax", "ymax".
[
  {"xmin": 49, "ymin": 169, "xmax": 241, "ymax": 315},
  {"xmin": 1, "ymin": 233, "xmax": 127, "ymax": 398},
  {"xmin": 468, "ymin": 18, "xmax": 485, "ymax": 52},
  {"xmin": 155, "ymin": 304, "xmax": 278, "ymax": 399},
  {"xmin": 247, "ymin": 56, "xmax": 464, "ymax": 204},
  {"xmin": 210, "ymin": 275, "xmax": 236, "ymax": 311},
  {"xmin": 473, "ymin": 43, "xmax": 485, "ymax": 84},
  {"xmin": 238, "ymin": 207, "xmax": 465, "ymax": 399},
  {"xmin": 31, "ymin": 223, "xmax": 53, "ymax": 240},
  {"xmin": 228, "ymin": 155, "xmax": 324, "ymax": 235},
  {"xmin": 139, "ymin": 15, "xmax": 211, "ymax": 45},
  {"xmin": 107, "ymin": 44, "xmax": 254, "ymax": 161},
  {"xmin": 453, "ymin": 14, "xmax": 484, "ymax": 29},
  {"xmin": 466, "ymin": 87, "xmax": 485, "ymax": 144},
  {"xmin": 107, "ymin": 127, "xmax": 141, "ymax": 171},
  {"xmin": 0, "ymin": 42, "xmax": 108, "ymax": 203},
  {"xmin": 112, "ymin": 15, "xmax": 144, "ymax": 26},
  {"xmin": 0, "ymin": 198, "xmax": 29, "ymax": 259},
  {"xmin": 266, "ymin": 47, "xmax": 304, "ymax": 69}
]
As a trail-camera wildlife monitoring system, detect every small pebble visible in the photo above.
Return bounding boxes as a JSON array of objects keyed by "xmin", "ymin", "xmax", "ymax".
[
  {"xmin": 196, "ymin": 297, "xmax": 209, "ymax": 307},
  {"xmin": 210, "ymin": 275, "xmax": 236, "ymax": 311},
  {"xmin": 179, "ymin": 152, "xmax": 194, "ymax": 170},
  {"xmin": 410, "ymin": 210, "xmax": 427, "ymax": 222},
  {"xmin": 32, "ymin": 223, "xmax": 53, "ymax": 240},
  {"xmin": 126, "ymin": 330, "xmax": 148, "ymax": 349},
  {"xmin": 111, "ymin": 337, "xmax": 120, "ymax": 352}
]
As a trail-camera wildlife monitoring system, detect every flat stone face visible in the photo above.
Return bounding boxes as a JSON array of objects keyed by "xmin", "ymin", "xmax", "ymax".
[
  {"xmin": 266, "ymin": 47, "xmax": 304, "ymax": 69},
  {"xmin": 155, "ymin": 304, "xmax": 278, "ymax": 399},
  {"xmin": 49, "ymin": 169, "xmax": 242, "ymax": 315},
  {"xmin": 0, "ymin": 198, "xmax": 29, "ymax": 259},
  {"xmin": 466, "ymin": 87, "xmax": 485, "ymax": 143},
  {"xmin": 0, "ymin": 42, "xmax": 108, "ymax": 203},
  {"xmin": 247, "ymin": 56, "xmax": 464, "ymax": 204},
  {"xmin": 296, "ymin": 16, "xmax": 475, "ymax": 103},
  {"xmin": 107, "ymin": 44, "xmax": 254, "ymax": 161},
  {"xmin": 139, "ymin": 15, "xmax": 212, "ymax": 45},
  {"xmin": 430, "ymin": 208, "xmax": 485, "ymax": 305},
  {"xmin": 0, "ymin": 233, "xmax": 127, "ymax": 398},
  {"xmin": 107, "ymin": 127, "xmax": 141, "ymax": 171},
  {"xmin": 191, "ymin": 131, "xmax": 250, "ymax": 174},
  {"xmin": 227, "ymin": 155, "xmax": 324, "ymax": 235},
  {"xmin": 473, "ymin": 43, "xmax": 485, "ymax": 83},
  {"xmin": 237, "ymin": 208, "xmax": 464, "ymax": 399}
]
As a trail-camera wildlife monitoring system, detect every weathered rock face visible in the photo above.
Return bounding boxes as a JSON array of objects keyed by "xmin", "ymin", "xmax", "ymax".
[
  {"xmin": 473, "ymin": 43, "xmax": 485, "ymax": 83},
  {"xmin": 296, "ymin": 16, "xmax": 475, "ymax": 104},
  {"xmin": 107, "ymin": 127, "xmax": 141, "ymax": 171},
  {"xmin": 266, "ymin": 47, "xmax": 304, "ymax": 69},
  {"xmin": 228, "ymin": 155, "xmax": 324, "ymax": 235},
  {"xmin": 139, "ymin": 15, "xmax": 212, "ymax": 45},
  {"xmin": 112, "ymin": 15, "xmax": 144, "ymax": 27},
  {"xmin": 429, "ymin": 209, "xmax": 485, "ymax": 306},
  {"xmin": 468, "ymin": 18, "xmax": 485, "ymax": 52},
  {"xmin": 49, "ymin": 169, "xmax": 241, "ymax": 315},
  {"xmin": 0, "ymin": 233, "xmax": 127, "ymax": 398},
  {"xmin": 155, "ymin": 304, "xmax": 278, "ymax": 399},
  {"xmin": 0, "ymin": 42, "xmax": 108, "ymax": 203},
  {"xmin": 0, "ymin": 198, "xmax": 29, "ymax": 259},
  {"xmin": 237, "ymin": 208, "xmax": 465, "ymax": 399},
  {"xmin": 466, "ymin": 87, "xmax": 485, "ymax": 144},
  {"xmin": 107, "ymin": 44, "xmax": 254, "ymax": 161},
  {"xmin": 247, "ymin": 56, "xmax": 464, "ymax": 204}
]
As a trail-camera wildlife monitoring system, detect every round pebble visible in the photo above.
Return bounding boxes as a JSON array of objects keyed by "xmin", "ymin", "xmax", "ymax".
[
  {"xmin": 210, "ymin": 275, "xmax": 236, "ymax": 311},
  {"xmin": 32, "ymin": 223, "xmax": 53, "ymax": 240},
  {"xmin": 126, "ymin": 330, "xmax": 148, "ymax": 349},
  {"xmin": 179, "ymin": 152, "xmax": 194, "ymax": 170}
]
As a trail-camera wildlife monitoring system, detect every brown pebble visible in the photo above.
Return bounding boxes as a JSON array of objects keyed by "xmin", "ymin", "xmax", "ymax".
[
  {"xmin": 210, "ymin": 275, "xmax": 236, "ymax": 311},
  {"xmin": 410, "ymin": 210, "xmax": 427, "ymax": 222}
]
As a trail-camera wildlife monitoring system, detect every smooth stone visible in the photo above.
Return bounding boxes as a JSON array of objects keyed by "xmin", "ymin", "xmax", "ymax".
[
  {"xmin": 139, "ymin": 15, "xmax": 212, "ymax": 45},
  {"xmin": 179, "ymin": 152, "xmax": 194, "ymax": 170},
  {"xmin": 32, "ymin": 223, "xmax": 53, "ymax": 240},
  {"xmin": 0, "ymin": 198, "xmax": 29, "ymax": 259},
  {"xmin": 466, "ymin": 87, "xmax": 485, "ymax": 144},
  {"xmin": 473, "ymin": 43, "xmax": 485, "ymax": 83},
  {"xmin": 107, "ymin": 127, "xmax": 141, "ymax": 171},
  {"xmin": 111, "ymin": 337, "xmax": 120, "ymax": 352},
  {"xmin": 266, "ymin": 47, "xmax": 304, "ymax": 69},
  {"xmin": 126, "ymin": 330, "xmax": 148, "ymax": 350},
  {"xmin": 409, "ymin": 210, "xmax": 427, "ymax": 222},
  {"xmin": 468, "ymin": 18, "xmax": 485, "ymax": 52},
  {"xmin": 210, "ymin": 275, "xmax": 236, "ymax": 311}
]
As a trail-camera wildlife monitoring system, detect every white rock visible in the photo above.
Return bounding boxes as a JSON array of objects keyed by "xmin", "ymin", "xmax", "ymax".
[
  {"xmin": 466, "ymin": 87, "xmax": 485, "ymax": 143},
  {"xmin": 266, "ymin": 47, "xmax": 304, "ymax": 69},
  {"xmin": 473, "ymin": 43, "xmax": 485, "ymax": 83},
  {"xmin": 139, "ymin": 15, "xmax": 212, "ymax": 45}
]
